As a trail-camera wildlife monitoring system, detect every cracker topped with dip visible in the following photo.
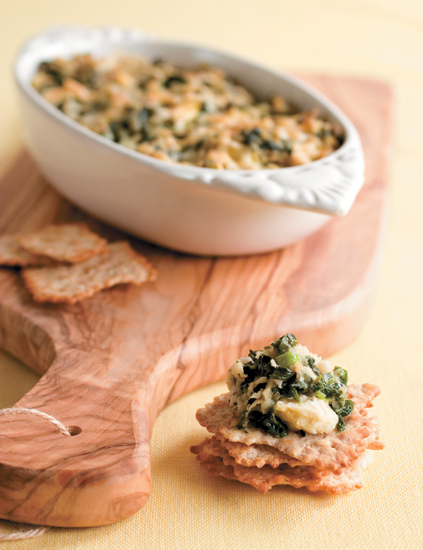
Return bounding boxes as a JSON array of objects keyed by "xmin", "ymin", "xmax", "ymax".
[{"xmin": 191, "ymin": 334, "xmax": 384, "ymax": 494}]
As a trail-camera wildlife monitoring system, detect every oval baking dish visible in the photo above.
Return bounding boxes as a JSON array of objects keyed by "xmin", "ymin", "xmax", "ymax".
[{"xmin": 14, "ymin": 26, "xmax": 365, "ymax": 256}]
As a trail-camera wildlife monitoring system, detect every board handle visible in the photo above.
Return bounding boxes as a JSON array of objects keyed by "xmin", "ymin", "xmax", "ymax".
[
  {"xmin": 0, "ymin": 283, "xmax": 184, "ymax": 527},
  {"xmin": 0, "ymin": 358, "xmax": 155, "ymax": 527},
  {"xmin": 0, "ymin": 275, "xmax": 236, "ymax": 527}
]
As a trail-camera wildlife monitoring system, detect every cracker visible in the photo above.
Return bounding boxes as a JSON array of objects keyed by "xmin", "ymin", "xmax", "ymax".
[
  {"xmin": 192, "ymin": 437, "xmax": 373, "ymax": 494},
  {"xmin": 18, "ymin": 223, "xmax": 108, "ymax": 263},
  {"xmin": 22, "ymin": 241, "xmax": 157, "ymax": 304},
  {"xmin": 360, "ymin": 412, "xmax": 385, "ymax": 451},
  {"xmin": 195, "ymin": 451, "xmax": 239, "ymax": 482},
  {"xmin": 195, "ymin": 384, "xmax": 383, "ymax": 472},
  {"xmin": 0, "ymin": 234, "xmax": 55, "ymax": 266},
  {"xmin": 219, "ymin": 437, "xmax": 305, "ymax": 469},
  {"xmin": 193, "ymin": 436, "xmax": 305, "ymax": 470},
  {"xmin": 218, "ymin": 420, "xmax": 383, "ymax": 469}
]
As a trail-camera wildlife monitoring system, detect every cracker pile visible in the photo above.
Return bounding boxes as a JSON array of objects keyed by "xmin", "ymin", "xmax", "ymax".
[
  {"xmin": 191, "ymin": 338, "xmax": 384, "ymax": 495},
  {"xmin": 0, "ymin": 224, "xmax": 156, "ymax": 304}
]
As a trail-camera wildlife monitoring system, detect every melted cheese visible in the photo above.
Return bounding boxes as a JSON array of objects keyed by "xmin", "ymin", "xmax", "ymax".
[{"xmin": 274, "ymin": 395, "xmax": 338, "ymax": 434}]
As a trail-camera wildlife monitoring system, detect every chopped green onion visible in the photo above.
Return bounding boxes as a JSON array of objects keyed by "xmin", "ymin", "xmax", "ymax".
[
  {"xmin": 334, "ymin": 366, "xmax": 348, "ymax": 385},
  {"xmin": 275, "ymin": 351, "xmax": 301, "ymax": 368},
  {"xmin": 291, "ymin": 388, "xmax": 301, "ymax": 403}
]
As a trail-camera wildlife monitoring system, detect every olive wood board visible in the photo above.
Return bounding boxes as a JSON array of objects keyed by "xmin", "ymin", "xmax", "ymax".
[{"xmin": 0, "ymin": 75, "xmax": 392, "ymax": 527}]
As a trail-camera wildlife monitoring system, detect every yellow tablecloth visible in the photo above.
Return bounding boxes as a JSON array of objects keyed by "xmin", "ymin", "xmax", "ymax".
[{"xmin": 1, "ymin": 1, "xmax": 423, "ymax": 548}]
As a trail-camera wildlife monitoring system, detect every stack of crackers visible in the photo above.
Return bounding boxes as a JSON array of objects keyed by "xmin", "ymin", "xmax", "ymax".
[
  {"xmin": 191, "ymin": 383, "xmax": 384, "ymax": 494},
  {"xmin": 0, "ymin": 224, "xmax": 156, "ymax": 304}
]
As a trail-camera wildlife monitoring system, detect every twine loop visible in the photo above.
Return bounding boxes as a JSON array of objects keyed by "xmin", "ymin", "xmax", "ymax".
[
  {"xmin": 0, "ymin": 407, "xmax": 72, "ymax": 436},
  {"xmin": 0, "ymin": 525, "xmax": 50, "ymax": 542},
  {"xmin": 0, "ymin": 406, "xmax": 73, "ymax": 541}
]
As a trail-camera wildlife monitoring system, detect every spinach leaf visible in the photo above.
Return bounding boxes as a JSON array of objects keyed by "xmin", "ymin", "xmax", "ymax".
[
  {"xmin": 272, "ymin": 386, "xmax": 282, "ymax": 401},
  {"xmin": 322, "ymin": 382, "xmax": 343, "ymax": 398},
  {"xmin": 272, "ymin": 333, "xmax": 298, "ymax": 354},
  {"xmin": 269, "ymin": 366, "xmax": 294, "ymax": 381},
  {"xmin": 239, "ymin": 365, "xmax": 257, "ymax": 392},
  {"xmin": 248, "ymin": 410, "xmax": 289, "ymax": 438},
  {"xmin": 330, "ymin": 399, "xmax": 354, "ymax": 432},
  {"xmin": 261, "ymin": 139, "xmax": 292, "ymax": 154},
  {"xmin": 256, "ymin": 354, "xmax": 275, "ymax": 378},
  {"xmin": 333, "ymin": 399, "xmax": 354, "ymax": 418},
  {"xmin": 291, "ymin": 379, "xmax": 309, "ymax": 393},
  {"xmin": 236, "ymin": 409, "xmax": 249, "ymax": 432},
  {"xmin": 163, "ymin": 75, "xmax": 187, "ymax": 88},
  {"xmin": 39, "ymin": 62, "xmax": 63, "ymax": 85},
  {"xmin": 252, "ymin": 382, "xmax": 267, "ymax": 393},
  {"xmin": 241, "ymin": 127, "xmax": 262, "ymax": 145},
  {"xmin": 305, "ymin": 355, "xmax": 321, "ymax": 377},
  {"xmin": 311, "ymin": 373, "xmax": 342, "ymax": 398},
  {"xmin": 239, "ymin": 353, "xmax": 276, "ymax": 392},
  {"xmin": 337, "ymin": 416, "xmax": 346, "ymax": 431}
]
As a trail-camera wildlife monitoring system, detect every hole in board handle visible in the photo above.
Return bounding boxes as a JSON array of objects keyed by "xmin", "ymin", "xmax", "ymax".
[{"xmin": 67, "ymin": 426, "xmax": 82, "ymax": 436}]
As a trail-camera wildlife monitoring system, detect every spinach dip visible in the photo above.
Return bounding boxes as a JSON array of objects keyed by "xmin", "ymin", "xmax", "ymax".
[
  {"xmin": 32, "ymin": 54, "xmax": 344, "ymax": 170},
  {"xmin": 226, "ymin": 333, "xmax": 354, "ymax": 437}
]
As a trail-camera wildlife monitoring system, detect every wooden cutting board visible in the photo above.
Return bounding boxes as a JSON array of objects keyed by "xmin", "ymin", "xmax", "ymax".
[{"xmin": 0, "ymin": 75, "xmax": 392, "ymax": 528}]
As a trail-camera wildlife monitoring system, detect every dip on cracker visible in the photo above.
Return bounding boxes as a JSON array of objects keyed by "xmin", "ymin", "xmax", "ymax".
[
  {"xmin": 228, "ymin": 333, "xmax": 352, "ymax": 436},
  {"xmin": 191, "ymin": 334, "xmax": 384, "ymax": 494}
]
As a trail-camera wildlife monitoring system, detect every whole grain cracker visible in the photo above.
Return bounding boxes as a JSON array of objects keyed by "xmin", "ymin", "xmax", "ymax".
[
  {"xmin": 360, "ymin": 412, "xmax": 384, "ymax": 451},
  {"xmin": 18, "ymin": 223, "xmax": 108, "ymax": 263},
  {"xmin": 0, "ymin": 234, "xmax": 56, "ymax": 267},
  {"xmin": 22, "ymin": 241, "xmax": 157, "ymax": 304},
  {"xmin": 218, "ymin": 437, "xmax": 306, "ymax": 469},
  {"xmin": 217, "ymin": 421, "xmax": 383, "ymax": 469},
  {"xmin": 195, "ymin": 384, "xmax": 383, "ymax": 472},
  {"xmin": 193, "ymin": 435, "xmax": 305, "ymax": 470},
  {"xmin": 192, "ymin": 436, "xmax": 373, "ymax": 494}
]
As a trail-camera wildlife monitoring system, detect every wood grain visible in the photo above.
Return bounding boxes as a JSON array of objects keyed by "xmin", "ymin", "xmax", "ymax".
[{"xmin": 0, "ymin": 76, "xmax": 392, "ymax": 527}]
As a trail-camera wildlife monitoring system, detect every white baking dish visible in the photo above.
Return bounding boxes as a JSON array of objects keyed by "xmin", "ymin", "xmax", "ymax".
[{"xmin": 14, "ymin": 26, "xmax": 364, "ymax": 256}]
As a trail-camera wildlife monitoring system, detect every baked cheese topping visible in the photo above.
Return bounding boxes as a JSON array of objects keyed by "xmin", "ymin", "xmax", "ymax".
[
  {"xmin": 32, "ymin": 54, "xmax": 343, "ymax": 170},
  {"xmin": 226, "ymin": 334, "xmax": 352, "ymax": 437}
]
